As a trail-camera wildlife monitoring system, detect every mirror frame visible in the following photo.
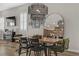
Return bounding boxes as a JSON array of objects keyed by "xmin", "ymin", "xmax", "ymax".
[{"xmin": 43, "ymin": 13, "xmax": 64, "ymax": 38}]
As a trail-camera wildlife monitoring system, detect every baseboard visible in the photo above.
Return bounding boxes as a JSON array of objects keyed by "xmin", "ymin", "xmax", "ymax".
[{"xmin": 67, "ymin": 49, "xmax": 79, "ymax": 55}]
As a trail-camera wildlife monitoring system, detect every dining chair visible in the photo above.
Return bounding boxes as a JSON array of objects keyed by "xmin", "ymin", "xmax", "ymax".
[
  {"xmin": 18, "ymin": 37, "xmax": 30, "ymax": 56},
  {"xmin": 48, "ymin": 38, "xmax": 69, "ymax": 56},
  {"xmin": 29, "ymin": 35, "xmax": 44, "ymax": 56}
]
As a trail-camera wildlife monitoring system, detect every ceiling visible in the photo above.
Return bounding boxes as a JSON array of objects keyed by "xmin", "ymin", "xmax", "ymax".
[{"xmin": 0, "ymin": 3, "xmax": 25, "ymax": 11}]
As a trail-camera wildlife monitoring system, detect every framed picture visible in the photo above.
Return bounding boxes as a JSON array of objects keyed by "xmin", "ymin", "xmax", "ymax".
[{"xmin": 6, "ymin": 16, "xmax": 16, "ymax": 27}]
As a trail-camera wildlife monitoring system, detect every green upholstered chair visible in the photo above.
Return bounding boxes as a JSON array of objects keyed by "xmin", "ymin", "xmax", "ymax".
[{"xmin": 48, "ymin": 38, "xmax": 69, "ymax": 56}]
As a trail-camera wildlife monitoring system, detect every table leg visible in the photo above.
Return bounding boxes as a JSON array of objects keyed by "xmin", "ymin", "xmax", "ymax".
[{"xmin": 44, "ymin": 43, "xmax": 47, "ymax": 56}]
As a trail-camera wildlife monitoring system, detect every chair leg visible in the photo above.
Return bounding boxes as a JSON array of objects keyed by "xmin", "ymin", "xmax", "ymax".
[
  {"xmin": 29, "ymin": 49, "xmax": 31, "ymax": 56},
  {"xmin": 18, "ymin": 48, "xmax": 21, "ymax": 56},
  {"xmin": 34, "ymin": 51, "xmax": 36, "ymax": 56},
  {"xmin": 34, "ymin": 51, "xmax": 42, "ymax": 56},
  {"xmin": 26, "ymin": 49, "xmax": 28, "ymax": 56},
  {"xmin": 54, "ymin": 51, "xmax": 57, "ymax": 56}
]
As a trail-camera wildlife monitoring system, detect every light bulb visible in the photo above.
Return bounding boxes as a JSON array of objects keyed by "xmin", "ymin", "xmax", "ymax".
[{"xmin": 36, "ymin": 9, "xmax": 40, "ymax": 13}]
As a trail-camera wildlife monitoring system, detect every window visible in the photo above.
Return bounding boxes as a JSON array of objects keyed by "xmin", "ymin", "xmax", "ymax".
[
  {"xmin": 0, "ymin": 17, "xmax": 4, "ymax": 30},
  {"xmin": 20, "ymin": 12, "xmax": 27, "ymax": 34}
]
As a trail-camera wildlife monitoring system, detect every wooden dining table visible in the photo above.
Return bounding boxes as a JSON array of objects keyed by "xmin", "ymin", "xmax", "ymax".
[
  {"xmin": 40, "ymin": 37, "xmax": 62, "ymax": 44},
  {"xmin": 39, "ymin": 37, "xmax": 62, "ymax": 56}
]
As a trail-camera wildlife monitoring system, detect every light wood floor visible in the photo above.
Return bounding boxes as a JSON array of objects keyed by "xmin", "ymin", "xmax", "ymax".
[{"xmin": 0, "ymin": 40, "xmax": 79, "ymax": 56}]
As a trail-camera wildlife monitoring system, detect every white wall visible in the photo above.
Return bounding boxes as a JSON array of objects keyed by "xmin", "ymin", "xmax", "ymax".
[
  {"xmin": 45, "ymin": 3, "xmax": 79, "ymax": 52},
  {"xmin": 1, "ymin": 4, "xmax": 28, "ymax": 34},
  {"xmin": 0, "ymin": 3, "xmax": 79, "ymax": 52}
]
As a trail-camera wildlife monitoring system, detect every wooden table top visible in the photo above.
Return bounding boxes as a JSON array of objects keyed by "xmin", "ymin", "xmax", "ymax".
[{"xmin": 40, "ymin": 37, "xmax": 62, "ymax": 44}]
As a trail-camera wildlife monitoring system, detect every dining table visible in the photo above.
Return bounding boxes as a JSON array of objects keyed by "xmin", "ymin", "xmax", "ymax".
[{"xmin": 14, "ymin": 36, "xmax": 63, "ymax": 56}]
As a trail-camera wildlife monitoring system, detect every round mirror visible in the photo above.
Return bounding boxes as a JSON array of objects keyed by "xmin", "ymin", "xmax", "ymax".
[{"xmin": 44, "ymin": 13, "xmax": 64, "ymax": 30}]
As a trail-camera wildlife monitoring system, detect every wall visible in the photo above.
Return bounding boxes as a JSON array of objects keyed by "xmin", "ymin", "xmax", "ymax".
[
  {"xmin": 0, "ymin": 12, "xmax": 4, "ymax": 39},
  {"xmin": 0, "ymin": 3, "xmax": 79, "ymax": 52},
  {"xmin": 45, "ymin": 3, "xmax": 79, "ymax": 52},
  {"xmin": 1, "ymin": 4, "xmax": 28, "ymax": 34}
]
